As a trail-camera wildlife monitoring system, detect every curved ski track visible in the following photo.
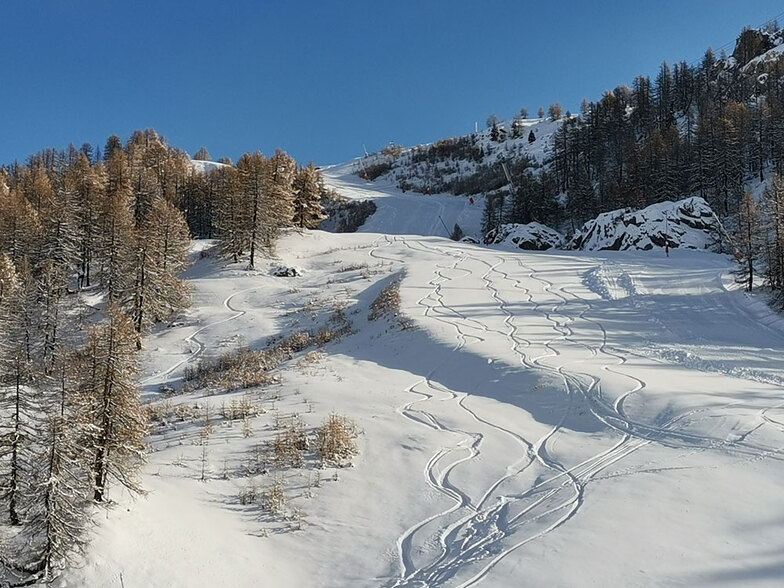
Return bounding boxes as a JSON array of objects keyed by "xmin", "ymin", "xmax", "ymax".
[
  {"xmin": 370, "ymin": 238, "xmax": 784, "ymax": 588},
  {"xmin": 141, "ymin": 286, "xmax": 261, "ymax": 388}
]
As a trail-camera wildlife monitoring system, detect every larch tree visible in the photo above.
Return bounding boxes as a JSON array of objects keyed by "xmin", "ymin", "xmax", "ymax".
[
  {"xmin": 236, "ymin": 152, "xmax": 267, "ymax": 267},
  {"xmin": 548, "ymin": 102, "xmax": 564, "ymax": 121},
  {"xmin": 68, "ymin": 153, "xmax": 105, "ymax": 288},
  {"xmin": 123, "ymin": 200, "xmax": 191, "ymax": 345},
  {"xmin": 193, "ymin": 147, "xmax": 211, "ymax": 161},
  {"xmin": 266, "ymin": 149, "xmax": 297, "ymax": 235},
  {"xmin": 763, "ymin": 174, "xmax": 784, "ymax": 295},
  {"xmin": 292, "ymin": 164, "xmax": 325, "ymax": 229},
  {"xmin": 0, "ymin": 186, "xmax": 42, "ymax": 267},
  {"xmin": 25, "ymin": 410, "xmax": 91, "ymax": 581},
  {"xmin": 0, "ymin": 259, "xmax": 40, "ymax": 526},
  {"xmin": 127, "ymin": 131, "xmax": 164, "ymax": 228},
  {"xmin": 76, "ymin": 308, "xmax": 146, "ymax": 502},
  {"xmin": 214, "ymin": 165, "xmax": 247, "ymax": 262},
  {"xmin": 736, "ymin": 191, "xmax": 761, "ymax": 291},
  {"xmin": 99, "ymin": 150, "xmax": 135, "ymax": 301},
  {"xmin": 24, "ymin": 350, "xmax": 91, "ymax": 581}
]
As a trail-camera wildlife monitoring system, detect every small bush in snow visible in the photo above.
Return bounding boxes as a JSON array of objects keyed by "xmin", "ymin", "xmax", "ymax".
[
  {"xmin": 369, "ymin": 280, "xmax": 413, "ymax": 329},
  {"xmin": 238, "ymin": 481, "xmax": 259, "ymax": 505},
  {"xmin": 263, "ymin": 477, "xmax": 288, "ymax": 517},
  {"xmin": 316, "ymin": 414, "xmax": 358, "ymax": 467}
]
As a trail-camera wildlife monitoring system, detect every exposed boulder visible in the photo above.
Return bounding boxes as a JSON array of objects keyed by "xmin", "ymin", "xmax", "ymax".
[
  {"xmin": 569, "ymin": 197, "xmax": 721, "ymax": 252},
  {"xmin": 486, "ymin": 222, "xmax": 564, "ymax": 250},
  {"xmin": 271, "ymin": 266, "xmax": 301, "ymax": 277}
]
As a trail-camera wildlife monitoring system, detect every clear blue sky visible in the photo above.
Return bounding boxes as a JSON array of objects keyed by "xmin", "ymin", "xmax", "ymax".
[{"xmin": 2, "ymin": 1, "xmax": 783, "ymax": 167}]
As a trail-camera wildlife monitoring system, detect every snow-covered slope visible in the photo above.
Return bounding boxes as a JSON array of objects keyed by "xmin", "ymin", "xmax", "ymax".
[
  {"xmin": 59, "ymin": 166, "xmax": 784, "ymax": 588},
  {"xmin": 570, "ymin": 196, "xmax": 722, "ymax": 251},
  {"xmin": 353, "ymin": 116, "xmax": 562, "ymax": 197},
  {"xmin": 321, "ymin": 161, "xmax": 485, "ymax": 240},
  {"xmin": 189, "ymin": 159, "xmax": 230, "ymax": 174}
]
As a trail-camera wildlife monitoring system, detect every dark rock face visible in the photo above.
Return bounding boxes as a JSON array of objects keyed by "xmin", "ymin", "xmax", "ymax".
[{"xmin": 569, "ymin": 197, "xmax": 722, "ymax": 252}]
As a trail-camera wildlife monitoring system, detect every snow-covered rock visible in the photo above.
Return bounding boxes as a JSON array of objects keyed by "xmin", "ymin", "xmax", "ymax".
[
  {"xmin": 271, "ymin": 265, "xmax": 301, "ymax": 277},
  {"xmin": 569, "ymin": 197, "xmax": 721, "ymax": 252},
  {"xmin": 487, "ymin": 222, "xmax": 564, "ymax": 250}
]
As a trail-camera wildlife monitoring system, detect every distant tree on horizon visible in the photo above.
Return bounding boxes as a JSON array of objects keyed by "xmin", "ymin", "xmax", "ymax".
[{"xmin": 193, "ymin": 147, "xmax": 211, "ymax": 161}]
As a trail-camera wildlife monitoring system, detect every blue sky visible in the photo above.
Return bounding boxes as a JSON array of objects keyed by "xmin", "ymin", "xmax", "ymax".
[{"xmin": 2, "ymin": 1, "xmax": 783, "ymax": 166}]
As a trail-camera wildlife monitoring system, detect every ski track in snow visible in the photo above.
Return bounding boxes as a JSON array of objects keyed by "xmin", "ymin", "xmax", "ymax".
[
  {"xmin": 141, "ymin": 285, "xmax": 261, "ymax": 389},
  {"xmin": 368, "ymin": 237, "xmax": 784, "ymax": 587}
]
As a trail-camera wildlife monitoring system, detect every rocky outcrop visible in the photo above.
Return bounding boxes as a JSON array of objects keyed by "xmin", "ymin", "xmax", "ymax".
[
  {"xmin": 487, "ymin": 222, "xmax": 564, "ymax": 250},
  {"xmin": 569, "ymin": 197, "xmax": 721, "ymax": 252}
]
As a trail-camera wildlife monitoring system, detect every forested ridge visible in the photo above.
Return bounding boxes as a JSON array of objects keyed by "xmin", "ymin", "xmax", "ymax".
[
  {"xmin": 356, "ymin": 24, "xmax": 784, "ymax": 298},
  {"xmin": 368, "ymin": 26, "xmax": 784, "ymax": 231},
  {"xmin": 0, "ymin": 129, "xmax": 328, "ymax": 583}
]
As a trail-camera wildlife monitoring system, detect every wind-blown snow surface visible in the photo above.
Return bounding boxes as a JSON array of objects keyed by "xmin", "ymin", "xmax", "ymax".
[{"xmin": 60, "ymin": 168, "xmax": 784, "ymax": 588}]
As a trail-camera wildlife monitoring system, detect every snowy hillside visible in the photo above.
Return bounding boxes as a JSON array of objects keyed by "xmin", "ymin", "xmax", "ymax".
[
  {"xmin": 354, "ymin": 116, "xmax": 562, "ymax": 197},
  {"xmin": 55, "ymin": 162, "xmax": 784, "ymax": 588},
  {"xmin": 321, "ymin": 160, "xmax": 486, "ymax": 240}
]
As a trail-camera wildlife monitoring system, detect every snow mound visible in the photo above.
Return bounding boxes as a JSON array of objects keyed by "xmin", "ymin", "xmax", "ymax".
[
  {"xmin": 487, "ymin": 222, "xmax": 564, "ymax": 250},
  {"xmin": 569, "ymin": 197, "xmax": 721, "ymax": 252}
]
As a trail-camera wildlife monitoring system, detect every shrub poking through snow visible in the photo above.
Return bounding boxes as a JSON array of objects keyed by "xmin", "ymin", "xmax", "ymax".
[
  {"xmin": 185, "ymin": 302, "xmax": 351, "ymax": 393},
  {"xmin": 269, "ymin": 415, "xmax": 308, "ymax": 468},
  {"xmin": 238, "ymin": 481, "xmax": 259, "ymax": 505},
  {"xmin": 316, "ymin": 414, "xmax": 358, "ymax": 466},
  {"xmin": 263, "ymin": 477, "xmax": 288, "ymax": 517},
  {"xmin": 369, "ymin": 279, "xmax": 413, "ymax": 329},
  {"xmin": 369, "ymin": 280, "xmax": 401, "ymax": 321},
  {"xmin": 185, "ymin": 347, "xmax": 277, "ymax": 391}
]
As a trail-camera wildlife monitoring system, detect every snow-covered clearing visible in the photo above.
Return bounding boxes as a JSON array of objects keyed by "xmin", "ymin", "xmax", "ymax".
[{"xmin": 60, "ymin": 167, "xmax": 784, "ymax": 587}]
